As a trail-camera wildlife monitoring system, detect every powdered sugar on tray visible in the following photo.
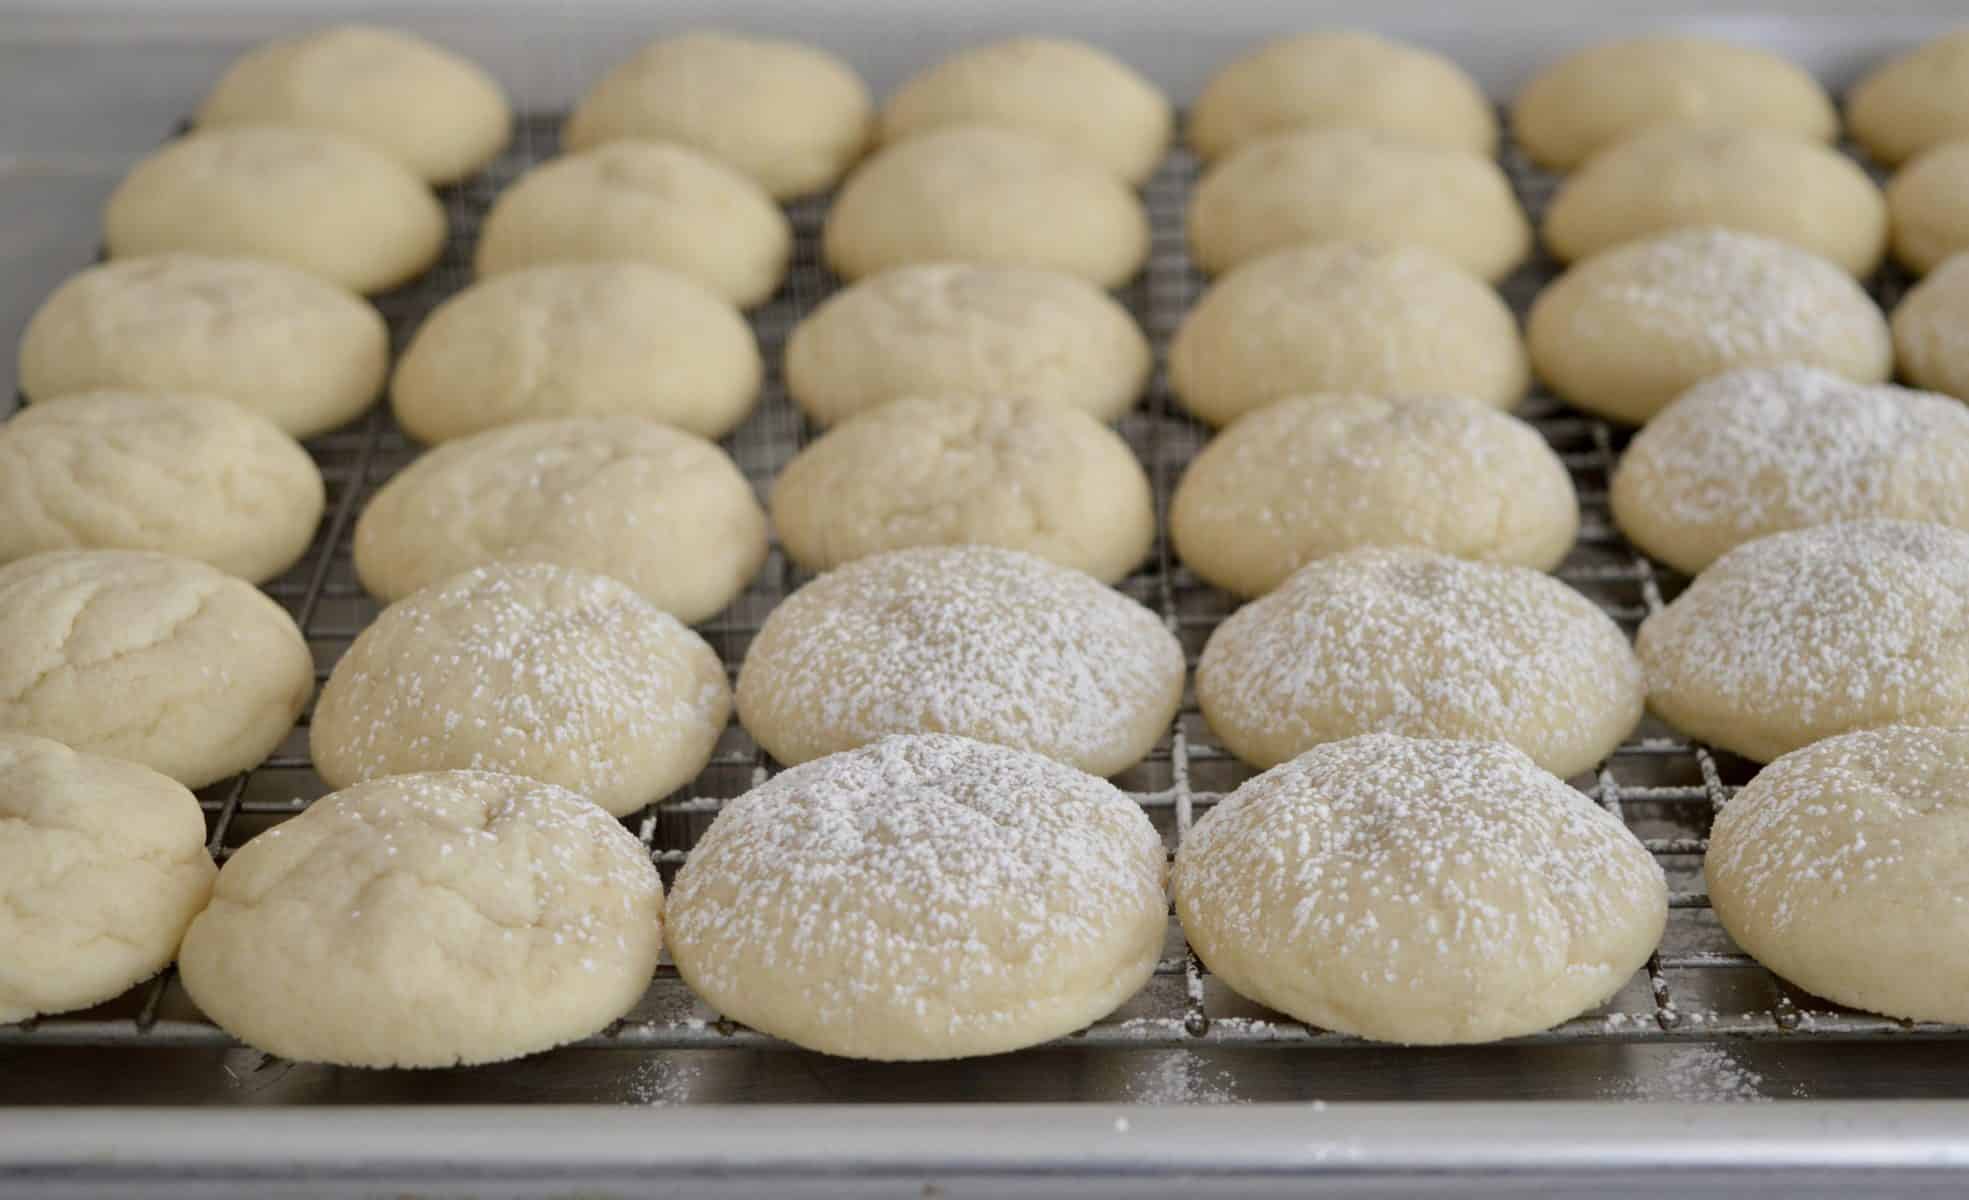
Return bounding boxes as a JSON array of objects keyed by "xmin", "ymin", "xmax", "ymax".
[{"xmin": 1606, "ymin": 1045, "xmax": 1771, "ymax": 1102}]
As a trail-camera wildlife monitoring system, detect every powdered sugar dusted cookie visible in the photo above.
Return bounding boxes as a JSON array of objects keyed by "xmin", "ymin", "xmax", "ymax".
[
  {"xmin": 666, "ymin": 733, "xmax": 1166, "ymax": 1059},
  {"xmin": 312, "ymin": 563, "xmax": 729, "ymax": 817},
  {"xmin": 1175, "ymin": 734, "xmax": 1665, "ymax": 1043},
  {"xmin": 1612, "ymin": 367, "xmax": 1969, "ymax": 575},
  {"xmin": 736, "ymin": 546, "xmax": 1183, "ymax": 776},
  {"xmin": 1637, "ymin": 519, "xmax": 1969, "ymax": 762},
  {"xmin": 1195, "ymin": 547, "xmax": 1640, "ymax": 778}
]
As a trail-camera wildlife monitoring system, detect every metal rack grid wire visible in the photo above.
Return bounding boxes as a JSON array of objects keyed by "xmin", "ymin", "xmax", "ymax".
[{"xmin": 4, "ymin": 110, "xmax": 1961, "ymax": 1057}]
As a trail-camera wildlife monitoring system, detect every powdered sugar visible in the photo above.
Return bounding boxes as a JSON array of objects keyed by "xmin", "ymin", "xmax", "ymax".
[
  {"xmin": 664, "ymin": 733, "xmax": 1167, "ymax": 1058},
  {"xmin": 1636, "ymin": 519, "xmax": 1969, "ymax": 760},
  {"xmin": 736, "ymin": 545, "xmax": 1184, "ymax": 776}
]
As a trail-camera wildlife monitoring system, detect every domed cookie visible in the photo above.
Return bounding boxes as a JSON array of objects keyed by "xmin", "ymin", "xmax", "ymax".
[
  {"xmin": 1175, "ymin": 734, "xmax": 1666, "ymax": 1043},
  {"xmin": 1894, "ymin": 253, "xmax": 1969, "ymax": 400},
  {"xmin": 736, "ymin": 546, "xmax": 1183, "ymax": 776},
  {"xmin": 666, "ymin": 733, "xmax": 1166, "ymax": 1059},
  {"xmin": 178, "ymin": 771, "xmax": 664, "ymax": 1067},
  {"xmin": 1171, "ymin": 393, "xmax": 1576, "ymax": 597},
  {"xmin": 1195, "ymin": 547, "xmax": 1641, "ymax": 778},
  {"xmin": 1849, "ymin": 31, "xmax": 1969, "ymax": 167},
  {"xmin": 1886, "ymin": 140, "xmax": 1969, "ymax": 274}
]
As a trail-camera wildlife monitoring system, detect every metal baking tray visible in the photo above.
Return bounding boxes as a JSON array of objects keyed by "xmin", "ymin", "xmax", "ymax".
[{"xmin": 6, "ymin": 13, "xmax": 1969, "ymax": 1194}]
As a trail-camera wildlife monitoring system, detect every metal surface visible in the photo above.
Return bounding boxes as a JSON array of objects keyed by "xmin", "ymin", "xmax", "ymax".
[{"xmin": 6, "ymin": 100, "xmax": 1969, "ymax": 1199}]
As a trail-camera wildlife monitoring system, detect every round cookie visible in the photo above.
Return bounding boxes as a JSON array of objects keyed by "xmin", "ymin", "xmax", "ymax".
[
  {"xmin": 1849, "ymin": 31, "xmax": 1969, "ymax": 167},
  {"xmin": 178, "ymin": 770, "xmax": 664, "ymax": 1068},
  {"xmin": 1511, "ymin": 36, "xmax": 1836, "ymax": 171},
  {"xmin": 1195, "ymin": 548, "xmax": 1640, "ymax": 778},
  {"xmin": 392, "ymin": 262, "xmax": 760, "ymax": 444},
  {"xmin": 666, "ymin": 733, "xmax": 1166, "ymax": 1060},
  {"xmin": 1174, "ymin": 733, "xmax": 1666, "ymax": 1044},
  {"xmin": 879, "ymin": 37, "xmax": 1170, "ymax": 185},
  {"xmin": 770, "ymin": 393, "xmax": 1154, "ymax": 584},
  {"xmin": 1893, "ymin": 253, "xmax": 1969, "ymax": 400},
  {"xmin": 1172, "ymin": 394, "xmax": 1577, "ymax": 598},
  {"xmin": 0, "ymin": 391, "xmax": 326, "ymax": 583},
  {"xmin": 1636, "ymin": 519, "xmax": 1969, "ymax": 764},
  {"xmin": 0, "ymin": 733, "xmax": 215, "ymax": 1024},
  {"xmin": 823, "ymin": 125, "xmax": 1149, "ymax": 287},
  {"xmin": 1188, "ymin": 128, "xmax": 1528, "ymax": 281},
  {"xmin": 1526, "ymin": 228, "xmax": 1892, "ymax": 425},
  {"xmin": 17, "ymin": 254, "xmax": 387, "ymax": 438},
  {"xmin": 1707, "ymin": 726, "xmax": 1969, "ymax": 1024},
  {"xmin": 0, "ymin": 550, "xmax": 312, "ymax": 788},
  {"xmin": 1189, "ymin": 31, "xmax": 1495, "ymax": 161},
  {"xmin": 353, "ymin": 417, "xmax": 766, "ymax": 624},
  {"xmin": 1886, "ymin": 140, "xmax": 1969, "ymax": 274},
  {"xmin": 313, "ymin": 563, "xmax": 728, "ymax": 818},
  {"xmin": 196, "ymin": 25, "xmax": 510, "ymax": 184},
  {"xmin": 474, "ymin": 140, "xmax": 790, "ymax": 309},
  {"xmin": 1170, "ymin": 241, "xmax": 1528, "ymax": 427},
  {"xmin": 1612, "ymin": 367, "xmax": 1969, "ymax": 576},
  {"xmin": 104, "ymin": 125, "xmax": 444, "ymax": 295},
  {"xmin": 736, "ymin": 546, "xmax": 1184, "ymax": 776},
  {"xmin": 1545, "ymin": 126, "xmax": 1887, "ymax": 277},
  {"xmin": 784, "ymin": 263, "xmax": 1150, "ymax": 427},
  {"xmin": 564, "ymin": 31, "xmax": 871, "ymax": 199}
]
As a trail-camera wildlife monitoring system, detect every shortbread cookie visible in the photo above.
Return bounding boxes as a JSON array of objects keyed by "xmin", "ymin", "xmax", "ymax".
[
  {"xmin": 178, "ymin": 771, "xmax": 664, "ymax": 1068},
  {"xmin": 0, "ymin": 550, "xmax": 312, "ymax": 787},
  {"xmin": 1195, "ymin": 548, "xmax": 1641, "ymax": 778},
  {"xmin": 736, "ymin": 546, "xmax": 1184, "ymax": 776},
  {"xmin": 1175, "ymin": 734, "xmax": 1666, "ymax": 1043},
  {"xmin": 1894, "ymin": 253, "xmax": 1969, "ymax": 399},
  {"xmin": 1886, "ymin": 140, "xmax": 1969, "ymax": 274},
  {"xmin": 104, "ymin": 126, "xmax": 444, "ymax": 294},
  {"xmin": 770, "ymin": 393, "xmax": 1154, "ymax": 583},
  {"xmin": 353, "ymin": 417, "xmax": 767, "ymax": 624},
  {"xmin": 0, "ymin": 391, "xmax": 325, "ymax": 583},
  {"xmin": 1848, "ymin": 31, "xmax": 1969, "ymax": 166},
  {"xmin": 0, "ymin": 733, "xmax": 215, "ymax": 1024},
  {"xmin": 667, "ymin": 734, "xmax": 1166, "ymax": 1059}
]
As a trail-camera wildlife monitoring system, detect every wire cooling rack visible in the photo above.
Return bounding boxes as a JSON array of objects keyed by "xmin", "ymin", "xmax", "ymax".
[{"xmin": 3, "ymin": 112, "xmax": 1958, "ymax": 1058}]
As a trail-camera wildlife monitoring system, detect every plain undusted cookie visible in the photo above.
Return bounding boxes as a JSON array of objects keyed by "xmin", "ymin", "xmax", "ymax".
[
  {"xmin": 1174, "ymin": 734, "xmax": 1666, "ymax": 1044},
  {"xmin": 1886, "ymin": 141, "xmax": 1969, "ymax": 274},
  {"xmin": 1527, "ymin": 228, "xmax": 1891, "ymax": 425},
  {"xmin": 1612, "ymin": 367, "xmax": 1969, "ymax": 575},
  {"xmin": 178, "ymin": 771, "xmax": 664, "ymax": 1068},
  {"xmin": 392, "ymin": 262, "xmax": 760, "ymax": 443},
  {"xmin": 770, "ymin": 393, "xmax": 1154, "ymax": 584},
  {"xmin": 0, "ymin": 391, "xmax": 325, "ymax": 583},
  {"xmin": 736, "ymin": 546, "xmax": 1184, "ymax": 776},
  {"xmin": 105, "ymin": 126, "xmax": 444, "ymax": 295},
  {"xmin": 196, "ymin": 25, "xmax": 510, "ymax": 184},
  {"xmin": 17, "ymin": 254, "xmax": 387, "ymax": 438},
  {"xmin": 353, "ymin": 417, "xmax": 766, "ymax": 624},
  {"xmin": 1195, "ymin": 548, "xmax": 1640, "ymax": 778},
  {"xmin": 564, "ymin": 31, "xmax": 871, "ymax": 198},
  {"xmin": 0, "ymin": 550, "xmax": 312, "ymax": 788},
  {"xmin": 1545, "ymin": 126, "xmax": 1887, "ymax": 277},
  {"xmin": 880, "ymin": 37, "xmax": 1170, "ymax": 185},
  {"xmin": 666, "ymin": 733, "xmax": 1166, "ymax": 1060},
  {"xmin": 1848, "ymin": 31, "xmax": 1969, "ymax": 167},
  {"xmin": 1170, "ymin": 241, "xmax": 1528, "ymax": 427},
  {"xmin": 312, "ymin": 563, "xmax": 728, "ymax": 817},
  {"xmin": 784, "ymin": 263, "xmax": 1149, "ymax": 426},
  {"xmin": 1189, "ymin": 31, "xmax": 1495, "ymax": 161},
  {"xmin": 1893, "ymin": 253, "xmax": 1969, "ymax": 400},
  {"xmin": 1707, "ymin": 726, "xmax": 1969, "ymax": 1024},
  {"xmin": 1172, "ymin": 394, "xmax": 1577, "ymax": 598},
  {"xmin": 1188, "ymin": 128, "xmax": 1528, "ymax": 281},
  {"xmin": 1636, "ymin": 519, "xmax": 1969, "ymax": 763},
  {"xmin": 823, "ymin": 125, "xmax": 1149, "ymax": 287},
  {"xmin": 474, "ymin": 140, "xmax": 790, "ymax": 308},
  {"xmin": 1511, "ymin": 36, "xmax": 1836, "ymax": 171},
  {"xmin": 0, "ymin": 733, "xmax": 215, "ymax": 1025}
]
